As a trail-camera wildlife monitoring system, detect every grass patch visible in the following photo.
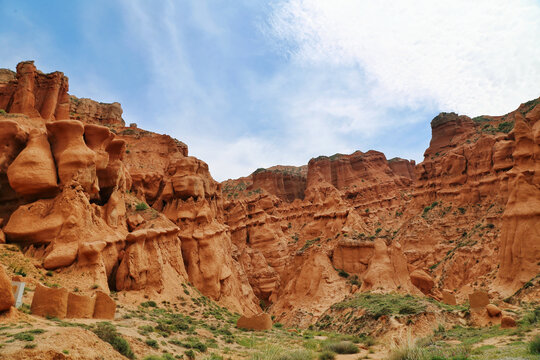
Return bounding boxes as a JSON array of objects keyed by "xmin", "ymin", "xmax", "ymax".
[
  {"xmin": 331, "ymin": 293, "xmax": 427, "ymax": 319},
  {"xmin": 529, "ymin": 335, "xmax": 540, "ymax": 354},
  {"xmin": 323, "ymin": 341, "xmax": 359, "ymax": 354},
  {"xmin": 135, "ymin": 202, "xmax": 149, "ymax": 211},
  {"xmin": 298, "ymin": 238, "xmax": 320, "ymax": 254},
  {"xmin": 250, "ymin": 345, "xmax": 314, "ymax": 360},
  {"xmin": 318, "ymin": 351, "xmax": 336, "ymax": 360}
]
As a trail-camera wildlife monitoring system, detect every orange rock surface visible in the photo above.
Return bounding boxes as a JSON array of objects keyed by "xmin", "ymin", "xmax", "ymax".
[
  {"xmin": 0, "ymin": 264, "xmax": 15, "ymax": 312},
  {"xmin": 31, "ymin": 284, "xmax": 69, "ymax": 318},
  {"xmin": 236, "ymin": 313, "xmax": 272, "ymax": 330}
]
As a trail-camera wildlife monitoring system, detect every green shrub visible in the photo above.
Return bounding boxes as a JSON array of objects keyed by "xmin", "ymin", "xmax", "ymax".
[
  {"xmin": 185, "ymin": 350, "xmax": 196, "ymax": 360},
  {"xmin": 337, "ymin": 269, "xmax": 349, "ymax": 278},
  {"xmin": 318, "ymin": 351, "xmax": 336, "ymax": 360},
  {"xmin": 135, "ymin": 202, "xmax": 149, "ymax": 211},
  {"xmin": 497, "ymin": 121, "xmax": 514, "ymax": 133},
  {"xmin": 92, "ymin": 322, "xmax": 134, "ymax": 359},
  {"xmin": 347, "ymin": 275, "xmax": 361, "ymax": 286},
  {"xmin": 14, "ymin": 332, "xmax": 34, "ymax": 341},
  {"xmin": 145, "ymin": 338, "xmax": 158, "ymax": 348},
  {"xmin": 323, "ymin": 341, "xmax": 359, "ymax": 354},
  {"xmin": 529, "ymin": 335, "xmax": 540, "ymax": 354},
  {"xmin": 141, "ymin": 300, "xmax": 157, "ymax": 307}
]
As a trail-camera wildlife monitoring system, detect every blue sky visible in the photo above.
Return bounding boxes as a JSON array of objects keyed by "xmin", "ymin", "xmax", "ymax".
[{"xmin": 1, "ymin": 0, "xmax": 540, "ymax": 181}]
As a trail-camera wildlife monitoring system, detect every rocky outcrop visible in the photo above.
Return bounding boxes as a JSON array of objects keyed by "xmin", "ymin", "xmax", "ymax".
[
  {"xmin": 70, "ymin": 96, "xmax": 125, "ymax": 127},
  {"xmin": 7, "ymin": 129, "xmax": 57, "ymax": 197},
  {"xmin": 410, "ymin": 269, "xmax": 435, "ymax": 295},
  {"xmin": 46, "ymin": 120, "xmax": 99, "ymax": 195},
  {"xmin": 494, "ymin": 104, "xmax": 540, "ymax": 296},
  {"xmin": 250, "ymin": 167, "xmax": 307, "ymax": 202},
  {"xmin": 0, "ymin": 61, "xmax": 69, "ymax": 121}
]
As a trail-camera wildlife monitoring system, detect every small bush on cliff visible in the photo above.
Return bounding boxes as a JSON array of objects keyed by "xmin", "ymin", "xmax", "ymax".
[
  {"xmin": 497, "ymin": 121, "xmax": 514, "ymax": 133},
  {"xmin": 136, "ymin": 202, "xmax": 149, "ymax": 211},
  {"xmin": 422, "ymin": 201, "xmax": 439, "ymax": 216},
  {"xmin": 92, "ymin": 322, "xmax": 134, "ymax": 359}
]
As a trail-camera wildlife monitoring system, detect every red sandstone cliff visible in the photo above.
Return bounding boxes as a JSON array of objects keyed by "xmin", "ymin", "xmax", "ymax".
[
  {"xmin": 0, "ymin": 61, "xmax": 538, "ymax": 327},
  {"xmin": 0, "ymin": 62, "xmax": 259, "ymax": 315}
]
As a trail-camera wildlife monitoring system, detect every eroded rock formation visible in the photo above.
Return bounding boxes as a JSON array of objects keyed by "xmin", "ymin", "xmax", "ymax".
[{"xmin": 0, "ymin": 61, "xmax": 538, "ymax": 328}]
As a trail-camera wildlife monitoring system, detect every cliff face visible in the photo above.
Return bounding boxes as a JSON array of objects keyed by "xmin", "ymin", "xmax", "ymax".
[
  {"xmin": 0, "ymin": 61, "xmax": 538, "ymax": 326},
  {"xmin": 0, "ymin": 62, "xmax": 259, "ymax": 315},
  {"xmin": 0, "ymin": 61, "xmax": 69, "ymax": 121},
  {"xmin": 222, "ymin": 99, "xmax": 540, "ymax": 324}
]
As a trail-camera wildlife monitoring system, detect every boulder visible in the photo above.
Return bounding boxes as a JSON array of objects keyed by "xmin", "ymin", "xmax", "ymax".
[
  {"xmin": 67, "ymin": 292, "xmax": 95, "ymax": 318},
  {"xmin": 93, "ymin": 291, "xmax": 116, "ymax": 319},
  {"xmin": 442, "ymin": 289, "xmax": 457, "ymax": 306},
  {"xmin": 410, "ymin": 269, "xmax": 435, "ymax": 294},
  {"xmin": 31, "ymin": 284, "xmax": 68, "ymax": 318},
  {"xmin": 486, "ymin": 304, "xmax": 502, "ymax": 317},
  {"xmin": 0, "ymin": 265, "xmax": 15, "ymax": 311},
  {"xmin": 236, "ymin": 313, "xmax": 272, "ymax": 331},
  {"xmin": 468, "ymin": 291, "xmax": 489, "ymax": 310},
  {"xmin": 501, "ymin": 315, "xmax": 516, "ymax": 328}
]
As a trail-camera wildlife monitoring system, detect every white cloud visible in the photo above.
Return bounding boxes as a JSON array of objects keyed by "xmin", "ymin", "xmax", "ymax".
[{"xmin": 269, "ymin": 0, "xmax": 540, "ymax": 116}]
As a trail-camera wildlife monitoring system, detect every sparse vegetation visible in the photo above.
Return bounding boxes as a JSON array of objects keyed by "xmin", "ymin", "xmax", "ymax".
[
  {"xmin": 331, "ymin": 293, "xmax": 427, "ymax": 318},
  {"xmin": 136, "ymin": 202, "xmax": 149, "ymax": 211},
  {"xmin": 92, "ymin": 322, "xmax": 135, "ymax": 359},
  {"xmin": 141, "ymin": 300, "xmax": 158, "ymax": 308},
  {"xmin": 298, "ymin": 237, "xmax": 320, "ymax": 253},
  {"xmin": 422, "ymin": 201, "xmax": 439, "ymax": 216},
  {"xmin": 529, "ymin": 335, "xmax": 540, "ymax": 354},
  {"xmin": 318, "ymin": 351, "xmax": 336, "ymax": 360},
  {"xmin": 323, "ymin": 341, "xmax": 358, "ymax": 354}
]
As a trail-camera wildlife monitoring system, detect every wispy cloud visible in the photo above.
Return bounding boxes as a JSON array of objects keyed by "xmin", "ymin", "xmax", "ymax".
[{"xmin": 268, "ymin": 0, "xmax": 540, "ymax": 116}]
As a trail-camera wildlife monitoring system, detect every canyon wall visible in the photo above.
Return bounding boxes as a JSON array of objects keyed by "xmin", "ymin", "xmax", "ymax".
[{"xmin": 0, "ymin": 61, "xmax": 538, "ymax": 325}]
